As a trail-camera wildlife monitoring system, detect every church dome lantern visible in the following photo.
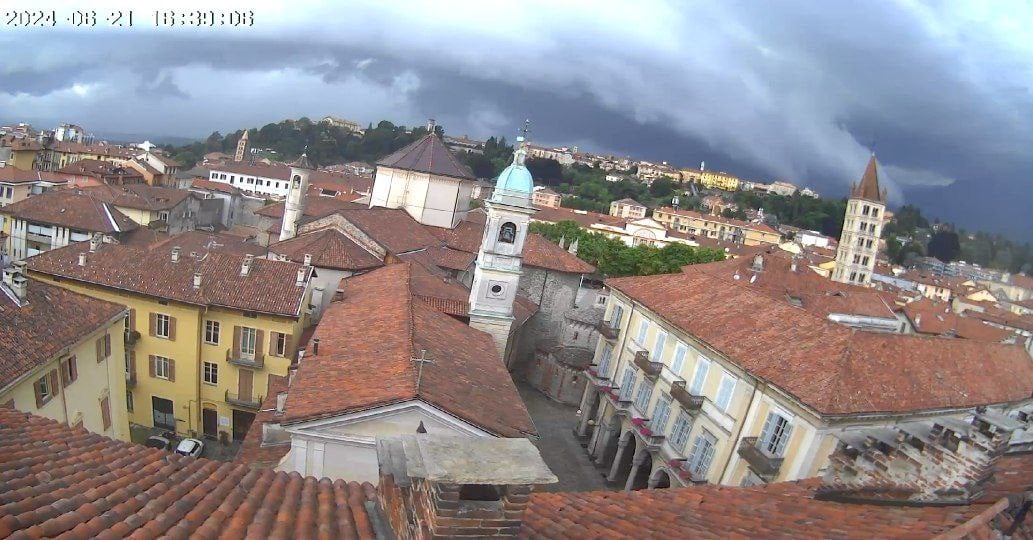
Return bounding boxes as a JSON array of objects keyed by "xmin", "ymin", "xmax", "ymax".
[{"xmin": 490, "ymin": 136, "xmax": 535, "ymax": 208}]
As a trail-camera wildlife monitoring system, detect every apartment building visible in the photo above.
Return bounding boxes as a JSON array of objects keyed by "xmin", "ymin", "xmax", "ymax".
[
  {"xmin": 76, "ymin": 184, "xmax": 207, "ymax": 233},
  {"xmin": 0, "ymin": 167, "xmax": 68, "ymax": 208},
  {"xmin": 576, "ymin": 269, "xmax": 1033, "ymax": 491},
  {"xmin": 0, "ymin": 262, "xmax": 130, "ymax": 441},
  {"xmin": 699, "ymin": 170, "xmax": 741, "ymax": 191},
  {"xmin": 56, "ymin": 159, "xmax": 146, "ymax": 186},
  {"xmin": 653, "ymin": 206, "xmax": 781, "ymax": 246},
  {"xmin": 26, "ymin": 231, "xmax": 315, "ymax": 442},
  {"xmin": 532, "ymin": 186, "xmax": 563, "ymax": 208},
  {"xmin": 1, "ymin": 188, "xmax": 139, "ymax": 259},
  {"xmin": 609, "ymin": 198, "xmax": 648, "ymax": 219}
]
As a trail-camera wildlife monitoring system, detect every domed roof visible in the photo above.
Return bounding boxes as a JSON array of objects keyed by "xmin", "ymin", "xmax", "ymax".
[{"xmin": 495, "ymin": 162, "xmax": 534, "ymax": 194}]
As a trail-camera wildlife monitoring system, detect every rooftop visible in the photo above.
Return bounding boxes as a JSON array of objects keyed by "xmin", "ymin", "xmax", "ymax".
[
  {"xmin": 77, "ymin": 184, "xmax": 193, "ymax": 211},
  {"xmin": 606, "ymin": 269, "xmax": 1033, "ymax": 415},
  {"xmin": 378, "ymin": 436, "xmax": 557, "ymax": 485},
  {"xmin": 269, "ymin": 228, "xmax": 383, "ymax": 271},
  {"xmin": 0, "ymin": 168, "xmax": 67, "ymax": 185},
  {"xmin": 0, "ymin": 189, "xmax": 138, "ymax": 233},
  {"xmin": 55, "ymin": 159, "xmax": 143, "ymax": 181},
  {"xmin": 656, "ymin": 206, "xmax": 781, "ymax": 235},
  {"xmin": 376, "ymin": 133, "xmax": 475, "ymax": 180},
  {"xmin": 0, "ymin": 278, "xmax": 125, "ymax": 390},
  {"xmin": 851, "ymin": 154, "xmax": 886, "ymax": 203},
  {"xmin": 903, "ymin": 298, "xmax": 1015, "ymax": 341},
  {"xmin": 282, "ymin": 263, "xmax": 536, "ymax": 437}
]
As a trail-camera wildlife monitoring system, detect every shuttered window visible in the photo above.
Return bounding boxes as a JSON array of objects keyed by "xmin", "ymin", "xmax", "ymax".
[
  {"xmin": 618, "ymin": 367, "xmax": 636, "ymax": 402},
  {"xmin": 759, "ymin": 412, "xmax": 793, "ymax": 457},
  {"xmin": 687, "ymin": 429, "xmax": 718, "ymax": 479},
  {"xmin": 651, "ymin": 331, "xmax": 667, "ymax": 362},
  {"xmin": 715, "ymin": 373, "xmax": 737, "ymax": 412},
  {"xmin": 669, "ymin": 412, "xmax": 692, "ymax": 451},
  {"xmin": 689, "ymin": 357, "xmax": 710, "ymax": 396},
  {"xmin": 100, "ymin": 396, "xmax": 111, "ymax": 431},
  {"xmin": 633, "ymin": 381, "xmax": 653, "ymax": 414},
  {"xmin": 651, "ymin": 395, "xmax": 672, "ymax": 435}
]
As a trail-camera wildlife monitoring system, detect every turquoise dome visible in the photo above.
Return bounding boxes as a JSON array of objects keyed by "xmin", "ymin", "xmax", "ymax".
[{"xmin": 495, "ymin": 162, "xmax": 534, "ymax": 194}]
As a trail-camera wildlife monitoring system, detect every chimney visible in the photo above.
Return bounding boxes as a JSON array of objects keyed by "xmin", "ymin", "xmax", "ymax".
[
  {"xmin": 312, "ymin": 338, "xmax": 320, "ymax": 356},
  {"xmin": 751, "ymin": 254, "xmax": 764, "ymax": 272},
  {"xmin": 427, "ymin": 118, "xmax": 436, "ymax": 132},
  {"xmin": 790, "ymin": 257, "xmax": 798, "ymax": 272},
  {"xmin": 296, "ymin": 267, "xmax": 307, "ymax": 286},
  {"xmin": 171, "ymin": 246, "xmax": 181, "ymax": 262},
  {"xmin": 303, "ymin": 253, "xmax": 312, "ymax": 266},
  {"xmin": 2, "ymin": 267, "xmax": 15, "ymax": 286},
  {"xmin": 193, "ymin": 271, "xmax": 202, "ymax": 289},
  {"xmin": 89, "ymin": 234, "xmax": 101, "ymax": 252},
  {"xmin": 377, "ymin": 436, "xmax": 557, "ymax": 539},
  {"xmin": 241, "ymin": 254, "xmax": 254, "ymax": 276},
  {"xmin": 11, "ymin": 274, "xmax": 27, "ymax": 300},
  {"xmin": 818, "ymin": 411, "xmax": 1025, "ymax": 504},
  {"xmin": 78, "ymin": 253, "xmax": 87, "ymax": 266}
]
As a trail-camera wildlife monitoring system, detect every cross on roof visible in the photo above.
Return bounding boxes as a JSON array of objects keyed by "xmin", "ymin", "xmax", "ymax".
[{"xmin": 412, "ymin": 349, "xmax": 435, "ymax": 391}]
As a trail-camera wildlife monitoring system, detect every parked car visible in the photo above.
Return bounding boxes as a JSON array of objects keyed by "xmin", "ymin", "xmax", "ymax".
[
  {"xmin": 175, "ymin": 438, "xmax": 204, "ymax": 458},
  {"xmin": 144, "ymin": 435, "xmax": 173, "ymax": 450}
]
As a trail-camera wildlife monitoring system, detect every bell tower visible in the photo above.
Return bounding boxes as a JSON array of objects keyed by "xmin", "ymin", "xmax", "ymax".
[
  {"xmin": 234, "ymin": 130, "xmax": 249, "ymax": 162},
  {"xmin": 279, "ymin": 153, "xmax": 315, "ymax": 241},
  {"xmin": 833, "ymin": 155, "xmax": 887, "ymax": 286},
  {"xmin": 469, "ymin": 135, "xmax": 537, "ymax": 360}
]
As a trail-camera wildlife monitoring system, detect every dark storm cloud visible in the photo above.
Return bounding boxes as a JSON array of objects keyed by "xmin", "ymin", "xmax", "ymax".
[{"xmin": 1, "ymin": 0, "xmax": 1031, "ymax": 237}]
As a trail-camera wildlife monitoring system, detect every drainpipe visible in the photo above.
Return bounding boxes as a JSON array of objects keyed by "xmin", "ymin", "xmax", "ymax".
[
  {"xmin": 193, "ymin": 305, "xmax": 206, "ymax": 436},
  {"xmin": 718, "ymin": 381, "xmax": 762, "ymax": 485}
]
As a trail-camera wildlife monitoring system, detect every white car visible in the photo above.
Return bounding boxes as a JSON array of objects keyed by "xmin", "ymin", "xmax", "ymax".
[{"xmin": 175, "ymin": 438, "xmax": 204, "ymax": 458}]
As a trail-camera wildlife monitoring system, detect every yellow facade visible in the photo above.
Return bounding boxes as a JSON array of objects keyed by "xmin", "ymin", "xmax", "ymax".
[
  {"xmin": 653, "ymin": 208, "xmax": 781, "ymax": 247},
  {"xmin": 0, "ymin": 316, "xmax": 130, "ymax": 441},
  {"xmin": 8, "ymin": 148, "xmax": 40, "ymax": 170},
  {"xmin": 699, "ymin": 171, "xmax": 741, "ymax": 191},
  {"xmin": 27, "ymin": 273, "xmax": 310, "ymax": 441}
]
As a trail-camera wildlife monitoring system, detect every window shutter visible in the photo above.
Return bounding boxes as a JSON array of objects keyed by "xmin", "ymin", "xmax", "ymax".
[
  {"xmin": 269, "ymin": 332, "xmax": 277, "ymax": 356},
  {"xmin": 100, "ymin": 396, "xmax": 111, "ymax": 431},
  {"xmin": 284, "ymin": 336, "xmax": 293, "ymax": 359},
  {"xmin": 148, "ymin": 355, "xmax": 156, "ymax": 378},
  {"xmin": 60, "ymin": 360, "xmax": 69, "ymax": 386},
  {"xmin": 774, "ymin": 422, "xmax": 793, "ymax": 457},
  {"xmin": 129, "ymin": 351, "xmax": 136, "ymax": 376},
  {"xmin": 34, "ymin": 379, "xmax": 43, "ymax": 409},
  {"xmin": 255, "ymin": 330, "xmax": 264, "ymax": 357},
  {"xmin": 49, "ymin": 370, "xmax": 59, "ymax": 396},
  {"xmin": 232, "ymin": 326, "xmax": 241, "ymax": 357},
  {"xmin": 149, "ymin": 313, "xmax": 157, "ymax": 337},
  {"xmin": 69, "ymin": 355, "xmax": 77, "ymax": 382},
  {"xmin": 168, "ymin": 317, "xmax": 177, "ymax": 341},
  {"xmin": 168, "ymin": 359, "xmax": 176, "ymax": 382},
  {"xmin": 129, "ymin": 308, "xmax": 137, "ymax": 332},
  {"xmin": 103, "ymin": 334, "xmax": 111, "ymax": 357},
  {"xmin": 96, "ymin": 338, "xmax": 104, "ymax": 362},
  {"xmin": 759, "ymin": 413, "xmax": 777, "ymax": 452}
]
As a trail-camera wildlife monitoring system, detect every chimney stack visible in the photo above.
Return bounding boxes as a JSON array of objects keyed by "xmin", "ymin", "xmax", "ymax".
[
  {"xmin": 427, "ymin": 118, "xmax": 436, "ymax": 132},
  {"xmin": 303, "ymin": 253, "xmax": 312, "ymax": 266},
  {"xmin": 2, "ymin": 267, "xmax": 15, "ymax": 287},
  {"xmin": 78, "ymin": 253, "xmax": 87, "ymax": 266},
  {"xmin": 312, "ymin": 338, "xmax": 320, "ymax": 356},
  {"xmin": 296, "ymin": 267, "xmax": 307, "ymax": 286},
  {"xmin": 377, "ymin": 436, "xmax": 557, "ymax": 539},
  {"xmin": 89, "ymin": 234, "xmax": 101, "ymax": 252},
  {"xmin": 241, "ymin": 254, "xmax": 254, "ymax": 276},
  {"xmin": 171, "ymin": 246, "xmax": 181, "ymax": 263},
  {"xmin": 193, "ymin": 271, "xmax": 202, "ymax": 289},
  {"xmin": 11, "ymin": 274, "xmax": 27, "ymax": 301}
]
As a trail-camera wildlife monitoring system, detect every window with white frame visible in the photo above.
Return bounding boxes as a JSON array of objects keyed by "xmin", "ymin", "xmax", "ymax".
[
  {"xmin": 715, "ymin": 372, "xmax": 737, "ymax": 412},
  {"xmin": 204, "ymin": 320, "xmax": 220, "ymax": 345},
  {"xmin": 155, "ymin": 313, "xmax": 170, "ymax": 338},
  {"xmin": 273, "ymin": 332, "xmax": 288, "ymax": 357},
  {"xmin": 610, "ymin": 304, "xmax": 623, "ymax": 329},
  {"xmin": 635, "ymin": 319, "xmax": 649, "ymax": 343},
  {"xmin": 619, "ymin": 367, "xmax": 636, "ymax": 401},
  {"xmin": 689, "ymin": 356, "xmax": 710, "ymax": 395},
  {"xmin": 671, "ymin": 342, "xmax": 688, "ymax": 375},
  {"xmin": 651, "ymin": 395, "xmax": 672, "ymax": 435},
  {"xmin": 759, "ymin": 411, "xmax": 793, "ymax": 457},
  {"xmin": 203, "ymin": 362, "xmax": 218, "ymax": 385},
  {"xmin": 669, "ymin": 412, "xmax": 692, "ymax": 451},
  {"xmin": 154, "ymin": 356, "xmax": 170, "ymax": 380},
  {"xmin": 598, "ymin": 343, "xmax": 613, "ymax": 376},
  {"xmin": 651, "ymin": 331, "xmax": 667, "ymax": 362},
  {"xmin": 687, "ymin": 429, "xmax": 718, "ymax": 479},
  {"xmin": 633, "ymin": 381, "xmax": 653, "ymax": 414},
  {"xmin": 240, "ymin": 327, "xmax": 257, "ymax": 356}
]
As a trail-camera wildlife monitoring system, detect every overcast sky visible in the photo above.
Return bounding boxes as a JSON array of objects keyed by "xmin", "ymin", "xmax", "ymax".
[{"xmin": 3, "ymin": 1, "xmax": 1032, "ymax": 238}]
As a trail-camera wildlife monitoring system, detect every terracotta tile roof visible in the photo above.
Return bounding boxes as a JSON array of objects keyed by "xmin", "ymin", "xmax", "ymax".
[
  {"xmin": 282, "ymin": 263, "xmax": 535, "ymax": 437},
  {"xmin": 49, "ymin": 141, "xmax": 136, "ymax": 158},
  {"xmin": 336, "ymin": 207, "xmax": 441, "ymax": 254},
  {"xmin": 0, "ymin": 408, "xmax": 379, "ymax": 538},
  {"xmin": 0, "ymin": 279, "xmax": 125, "ymax": 390},
  {"xmin": 77, "ymin": 184, "xmax": 193, "ymax": 211},
  {"xmin": 682, "ymin": 249, "xmax": 898, "ymax": 319},
  {"xmin": 656, "ymin": 206, "xmax": 781, "ymax": 235},
  {"xmin": 523, "ymin": 452, "xmax": 1033, "ymax": 539},
  {"xmin": 270, "ymin": 228, "xmax": 383, "ymax": 271},
  {"xmin": 0, "ymin": 168, "xmax": 67, "ymax": 185},
  {"xmin": 903, "ymin": 299, "xmax": 1014, "ymax": 341},
  {"xmin": 55, "ymin": 159, "xmax": 144, "ymax": 183},
  {"xmin": 376, "ymin": 133, "xmax": 475, "ymax": 180},
  {"xmin": 236, "ymin": 374, "xmax": 291, "ymax": 469},
  {"xmin": 851, "ymin": 154, "xmax": 886, "ymax": 203},
  {"xmin": 967, "ymin": 308, "xmax": 1033, "ymax": 333},
  {"xmin": 190, "ymin": 178, "xmax": 241, "ymax": 195},
  {"xmin": 254, "ymin": 194, "xmax": 363, "ymax": 219},
  {"xmin": 307, "ymin": 171, "xmax": 373, "ymax": 196},
  {"xmin": 27, "ymin": 239, "xmax": 311, "ymax": 317},
  {"xmin": 900, "ymin": 270, "xmax": 966, "ymax": 291},
  {"xmin": 0, "ymin": 189, "xmax": 138, "ymax": 233},
  {"xmin": 531, "ymin": 204, "xmax": 627, "ymax": 228},
  {"xmin": 146, "ymin": 230, "xmax": 268, "ymax": 257},
  {"xmin": 3, "ymin": 138, "xmax": 42, "ymax": 151},
  {"xmin": 427, "ymin": 246, "xmax": 476, "ymax": 271},
  {"xmin": 606, "ymin": 270, "xmax": 1033, "ymax": 415},
  {"xmin": 1011, "ymin": 273, "xmax": 1033, "ymax": 291}
]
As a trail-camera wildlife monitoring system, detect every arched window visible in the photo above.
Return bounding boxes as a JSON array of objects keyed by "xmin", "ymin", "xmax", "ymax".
[
  {"xmin": 498, "ymin": 222, "xmax": 517, "ymax": 244},
  {"xmin": 292, "ymin": 174, "xmax": 301, "ymax": 188}
]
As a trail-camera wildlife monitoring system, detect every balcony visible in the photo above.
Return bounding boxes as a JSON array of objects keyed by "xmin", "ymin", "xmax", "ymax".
[
  {"xmin": 596, "ymin": 320, "xmax": 619, "ymax": 340},
  {"xmin": 226, "ymin": 350, "xmax": 265, "ymax": 370},
  {"xmin": 585, "ymin": 365, "xmax": 610, "ymax": 386},
  {"xmin": 667, "ymin": 459, "xmax": 708, "ymax": 485},
  {"xmin": 225, "ymin": 390, "xmax": 263, "ymax": 410},
  {"xmin": 737, "ymin": 437, "xmax": 784, "ymax": 480},
  {"xmin": 633, "ymin": 350, "xmax": 662, "ymax": 380},
  {"xmin": 670, "ymin": 382, "xmax": 704, "ymax": 412},
  {"xmin": 631, "ymin": 419, "xmax": 665, "ymax": 450}
]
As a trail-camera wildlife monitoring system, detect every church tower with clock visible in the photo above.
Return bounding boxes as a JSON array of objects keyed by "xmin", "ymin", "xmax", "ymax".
[{"xmin": 468, "ymin": 135, "xmax": 537, "ymax": 360}]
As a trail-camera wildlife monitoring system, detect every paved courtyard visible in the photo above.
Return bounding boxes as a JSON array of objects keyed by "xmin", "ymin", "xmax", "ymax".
[{"xmin": 517, "ymin": 382, "xmax": 610, "ymax": 493}]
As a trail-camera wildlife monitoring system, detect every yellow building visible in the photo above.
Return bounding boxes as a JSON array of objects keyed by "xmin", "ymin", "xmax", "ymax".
[
  {"xmin": 699, "ymin": 170, "xmax": 741, "ymax": 191},
  {"xmin": 3, "ymin": 138, "xmax": 43, "ymax": 170},
  {"xmin": 652, "ymin": 206, "xmax": 781, "ymax": 246},
  {"xmin": 26, "ymin": 231, "xmax": 315, "ymax": 442},
  {"xmin": 43, "ymin": 141, "xmax": 137, "ymax": 171},
  {"xmin": 0, "ymin": 264, "xmax": 130, "ymax": 441},
  {"xmin": 576, "ymin": 268, "xmax": 1033, "ymax": 490}
]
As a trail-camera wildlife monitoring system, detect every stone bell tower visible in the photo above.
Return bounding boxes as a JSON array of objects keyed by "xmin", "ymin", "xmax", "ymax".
[{"xmin": 279, "ymin": 153, "xmax": 315, "ymax": 241}]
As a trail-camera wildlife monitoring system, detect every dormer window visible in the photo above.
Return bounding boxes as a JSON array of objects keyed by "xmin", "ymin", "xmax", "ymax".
[{"xmin": 498, "ymin": 222, "xmax": 517, "ymax": 244}]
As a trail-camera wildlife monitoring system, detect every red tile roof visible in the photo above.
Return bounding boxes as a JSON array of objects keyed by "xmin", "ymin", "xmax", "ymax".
[
  {"xmin": 903, "ymin": 298, "xmax": 1014, "ymax": 341},
  {"xmin": 531, "ymin": 204, "xmax": 626, "ymax": 228},
  {"xmin": 254, "ymin": 194, "xmax": 363, "ymax": 219},
  {"xmin": 77, "ymin": 184, "xmax": 193, "ymax": 211},
  {"xmin": 49, "ymin": 141, "xmax": 136, "ymax": 158},
  {"xmin": 0, "ymin": 279, "xmax": 125, "ymax": 390},
  {"xmin": 27, "ymin": 239, "xmax": 311, "ymax": 317},
  {"xmin": 0, "ymin": 168, "xmax": 67, "ymax": 185},
  {"xmin": 656, "ymin": 206, "xmax": 781, "ymax": 235},
  {"xmin": 852, "ymin": 154, "xmax": 886, "ymax": 203},
  {"xmin": 376, "ymin": 133, "xmax": 475, "ymax": 180},
  {"xmin": 269, "ymin": 228, "xmax": 383, "ymax": 271},
  {"xmin": 0, "ymin": 189, "xmax": 138, "ymax": 233},
  {"xmin": 190, "ymin": 177, "xmax": 241, "ymax": 195},
  {"xmin": 606, "ymin": 270, "xmax": 1033, "ymax": 415},
  {"xmin": 55, "ymin": 159, "xmax": 144, "ymax": 183},
  {"xmin": 0, "ymin": 408, "xmax": 379, "ymax": 538},
  {"xmin": 523, "ymin": 452, "xmax": 1033, "ymax": 538},
  {"xmin": 282, "ymin": 263, "xmax": 535, "ymax": 437},
  {"xmin": 337, "ymin": 207, "xmax": 441, "ymax": 254}
]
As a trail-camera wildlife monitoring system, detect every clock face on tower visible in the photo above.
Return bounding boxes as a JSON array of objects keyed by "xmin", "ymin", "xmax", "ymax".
[{"xmin": 487, "ymin": 281, "xmax": 507, "ymax": 299}]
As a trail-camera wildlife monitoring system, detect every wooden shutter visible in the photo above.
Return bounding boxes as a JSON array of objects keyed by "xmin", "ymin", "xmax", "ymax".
[
  {"xmin": 69, "ymin": 355, "xmax": 77, "ymax": 383},
  {"xmin": 269, "ymin": 332, "xmax": 277, "ymax": 357},
  {"xmin": 33, "ymin": 379, "xmax": 44, "ymax": 409},
  {"xmin": 103, "ymin": 334, "xmax": 111, "ymax": 357},
  {"xmin": 232, "ymin": 326, "xmax": 241, "ymax": 357},
  {"xmin": 129, "ymin": 308, "xmax": 137, "ymax": 332},
  {"xmin": 96, "ymin": 338, "xmax": 104, "ymax": 362},
  {"xmin": 149, "ymin": 313, "xmax": 157, "ymax": 336},
  {"xmin": 168, "ymin": 359, "xmax": 176, "ymax": 382},
  {"xmin": 148, "ymin": 355, "xmax": 156, "ymax": 378},
  {"xmin": 60, "ymin": 360, "xmax": 69, "ymax": 386},
  {"xmin": 255, "ymin": 330, "xmax": 264, "ymax": 357},
  {"xmin": 284, "ymin": 336, "xmax": 293, "ymax": 359},
  {"xmin": 129, "ymin": 351, "xmax": 137, "ymax": 379},
  {"xmin": 100, "ymin": 396, "xmax": 111, "ymax": 431},
  {"xmin": 49, "ymin": 370, "xmax": 59, "ymax": 397},
  {"xmin": 168, "ymin": 317, "xmax": 177, "ymax": 341}
]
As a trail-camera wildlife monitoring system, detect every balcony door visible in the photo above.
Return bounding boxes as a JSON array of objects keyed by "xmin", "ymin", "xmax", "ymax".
[{"xmin": 238, "ymin": 369, "xmax": 253, "ymax": 403}]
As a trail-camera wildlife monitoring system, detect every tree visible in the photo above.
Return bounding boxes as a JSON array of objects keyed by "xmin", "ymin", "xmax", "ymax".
[
  {"xmin": 927, "ymin": 230, "xmax": 961, "ymax": 262},
  {"xmin": 526, "ymin": 158, "xmax": 564, "ymax": 184},
  {"xmin": 649, "ymin": 178, "xmax": 674, "ymax": 198}
]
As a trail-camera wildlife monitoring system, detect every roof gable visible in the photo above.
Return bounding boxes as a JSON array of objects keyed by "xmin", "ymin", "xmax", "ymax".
[{"xmin": 376, "ymin": 134, "xmax": 475, "ymax": 180}]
